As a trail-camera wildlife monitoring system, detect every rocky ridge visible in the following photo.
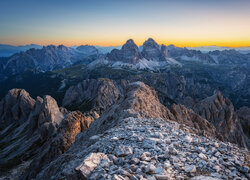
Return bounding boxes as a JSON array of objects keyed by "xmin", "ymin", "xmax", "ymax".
[
  {"xmin": 20, "ymin": 81, "xmax": 249, "ymax": 179},
  {"xmin": 0, "ymin": 81, "xmax": 249, "ymax": 179},
  {"xmin": 63, "ymin": 79, "xmax": 249, "ymax": 149},
  {"xmin": 35, "ymin": 118, "xmax": 250, "ymax": 180},
  {"xmin": 168, "ymin": 45, "xmax": 250, "ymax": 65}
]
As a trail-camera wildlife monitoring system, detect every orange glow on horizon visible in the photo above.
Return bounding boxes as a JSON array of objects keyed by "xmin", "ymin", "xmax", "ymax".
[{"xmin": 2, "ymin": 39, "xmax": 250, "ymax": 48}]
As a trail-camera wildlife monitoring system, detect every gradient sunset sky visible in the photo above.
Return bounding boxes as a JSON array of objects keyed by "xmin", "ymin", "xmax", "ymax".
[{"xmin": 0, "ymin": 0, "xmax": 250, "ymax": 47}]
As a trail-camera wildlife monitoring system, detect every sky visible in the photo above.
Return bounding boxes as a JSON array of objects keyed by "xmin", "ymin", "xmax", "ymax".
[{"xmin": 0, "ymin": 0, "xmax": 250, "ymax": 47}]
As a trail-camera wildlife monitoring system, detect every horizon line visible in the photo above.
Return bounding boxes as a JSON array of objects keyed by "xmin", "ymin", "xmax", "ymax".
[{"xmin": 1, "ymin": 42, "xmax": 250, "ymax": 48}]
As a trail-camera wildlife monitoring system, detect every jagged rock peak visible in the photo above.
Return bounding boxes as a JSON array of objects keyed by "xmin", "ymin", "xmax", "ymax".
[
  {"xmin": 201, "ymin": 91, "xmax": 230, "ymax": 106},
  {"xmin": 142, "ymin": 38, "xmax": 170, "ymax": 61},
  {"xmin": 57, "ymin": 45, "xmax": 68, "ymax": 51},
  {"xmin": 121, "ymin": 39, "xmax": 140, "ymax": 52},
  {"xmin": 0, "ymin": 88, "xmax": 35, "ymax": 129},
  {"xmin": 41, "ymin": 45, "xmax": 68, "ymax": 51},
  {"xmin": 123, "ymin": 39, "xmax": 137, "ymax": 46},
  {"xmin": 27, "ymin": 95, "xmax": 65, "ymax": 140},
  {"xmin": 38, "ymin": 95, "xmax": 64, "ymax": 127},
  {"xmin": 22, "ymin": 110, "xmax": 94, "ymax": 179},
  {"xmin": 193, "ymin": 92, "xmax": 248, "ymax": 149},
  {"xmin": 143, "ymin": 38, "xmax": 159, "ymax": 48},
  {"xmin": 107, "ymin": 39, "xmax": 142, "ymax": 64}
]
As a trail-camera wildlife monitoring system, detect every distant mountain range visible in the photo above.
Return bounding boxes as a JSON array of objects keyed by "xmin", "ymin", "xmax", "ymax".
[
  {"xmin": 1, "ymin": 39, "xmax": 250, "ymax": 81},
  {"xmin": 0, "ymin": 38, "xmax": 249, "ymax": 110},
  {"xmin": 0, "ymin": 44, "xmax": 42, "ymax": 57},
  {"xmin": 1, "ymin": 43, "xmax": 250, "ymax": 58},
  {"xmin": 187, "ymin": 45, "xmax": 250, "ymax": 54}
]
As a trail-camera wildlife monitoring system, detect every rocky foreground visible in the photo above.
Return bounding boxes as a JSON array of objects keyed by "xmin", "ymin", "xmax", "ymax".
[
  {"xmin": 36, "ymin": 117, "xmax": 249, "ymax": 180},
  {"xmin": 0, "ymin": 81, "xmax": 249, "ymax": 179}
]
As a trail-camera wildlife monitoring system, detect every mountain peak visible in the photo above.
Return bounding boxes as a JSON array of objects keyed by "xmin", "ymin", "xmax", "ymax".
[
  {"xmin": 143, "ymin": 38, "xmax": 159, "ymax": 48},
  {"xmin": 125, "ymin": 39, "xmax": 135, "ymax": 44},
  {"xmin": 122, "ymin": 39, "xmax": 138, "ymax": 50},
  {"xmin": 107, "ymin": 39, "xmax": 142, "ymax": 64},
  {"xmin": 141, "ymin": 38, "xmax": 170, "ymax": 61},
  {"xmin": 145, "ymin": 37, "xmax": 157, "ymax": 43}
]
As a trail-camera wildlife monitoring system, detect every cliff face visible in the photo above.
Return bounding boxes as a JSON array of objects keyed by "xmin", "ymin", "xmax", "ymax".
[
  {"xmin": 22, "ymin": 110, "xmax": 94, "ymax": 179},
  {"xmin": 63, "ymin": 78, "xmax": 123, "ymax": 113},
  {"xmin": 0, "ymin": 89, "xmax": 94, "ymax": 178},
  {"xmin": 237, "ymin": 106, "xmax": 250, "ymax": 148},
  {"xmin": 193, "ymin": 92, "xmax": 249, "ymax": 149},
  {"xmin": 171, "ymin": 104, "xmax": 223, "ymax": 140},
  {"xmin": 141, "ymin": 38, "xmax": 170, "ymax": 62}
]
